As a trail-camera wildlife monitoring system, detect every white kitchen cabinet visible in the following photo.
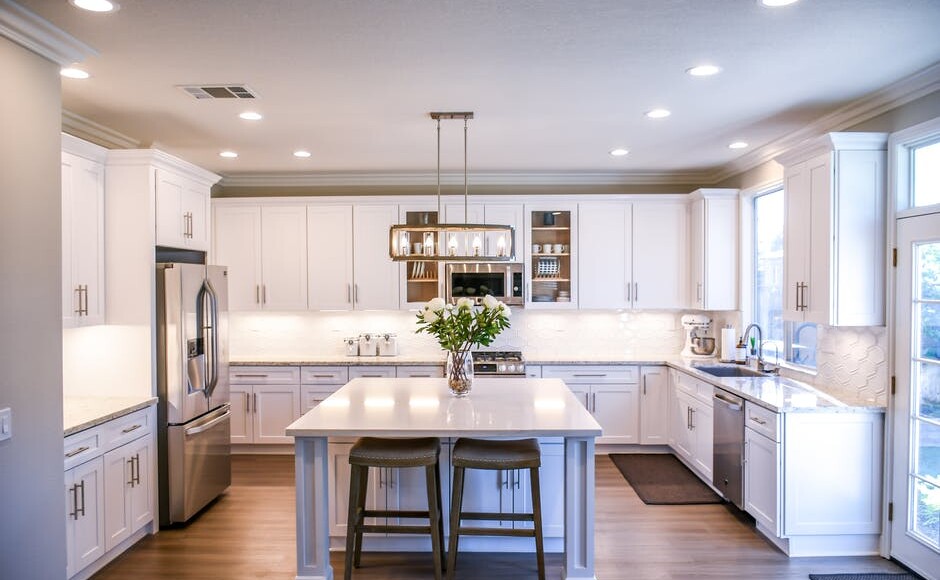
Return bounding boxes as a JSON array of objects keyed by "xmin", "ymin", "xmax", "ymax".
[
  {"xmin": 349, "ymin": 365, "xmax": 396, "ymax": 379},
  {"xmin": 776, "ymin": 132, "xmax": 887, "ymax": 326},
  {"xmin": 103, "ymin": 434, "xmax": 153, "ymax": 551},
  {"xmin": 444, "ymin": 201, "xmax": 523, "ymax": 258},
  {"xmin": 744, "ymin": 410, "xmax": 780, "ymax": 535},
  {"xmin": 542, "ymin": 366, "xmax": 639, "ymax": 444},
  {"xmin": 307, "ymin": 204, "xmax": 400, "ymax": 310},
  {"xmin": 155, "ymin": 168, "xmax": 212, "ymax": 251},
  {"xmin": 301, "ymin": 365, "xmax": 349, "ymax": 411},
  {"xmin": 398, "ymin": 204, "xmax": 444, "ymax": 309},
  {"xmin": 61, "ymin": 135, "xmax": 106, "ymax": 327},
  {"xmin": 688, "ymin": 189, "xmax": 738, "ymax": 311},
  {"xmin": 525, "ymin": 204, "xmax": 578, "ymax": 309},
  {"xmin": 213, "ymin": 204, "xmax": 308, "ymax": 311},
  {"xmin": 65, "ymin": 456, "xmax": 105, "ymax": 578},
  {"xmin": 229, "ymin": 367, "xmax": 301, "ymax": 445},
  {"xmin": 395, "ymin": 365, "xmax": 444, "ymax": 378},
  {"xmin": 669, "ymin": 369, "xmax": 713, "ymax": 480},
  {"xmin": 578, "ymin": 201, "xmax": 687, "ymax": 310},
  {"xmin": 639, "ymin": 366, "xmax": 669, "ymax": 445}
]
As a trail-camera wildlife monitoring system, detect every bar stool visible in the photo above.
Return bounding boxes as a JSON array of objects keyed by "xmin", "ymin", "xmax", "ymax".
[
  {"xmin": 344, "ymin": 436, "xmax": 445, "ymax": 580},
  {"xmin": 446, "ymin": 437, "xmax": 545, "ymax": 580}
]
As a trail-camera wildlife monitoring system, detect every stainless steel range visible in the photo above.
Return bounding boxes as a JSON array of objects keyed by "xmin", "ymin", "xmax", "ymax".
[{"xmin": 471, "ymin": 350, "xmax": 526, "ymax": 376}]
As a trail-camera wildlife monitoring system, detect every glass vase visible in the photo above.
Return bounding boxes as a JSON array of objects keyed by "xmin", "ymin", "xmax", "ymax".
[{"xmin": 445, "ymin": 351, "xmax": 473, "ymax": 397}]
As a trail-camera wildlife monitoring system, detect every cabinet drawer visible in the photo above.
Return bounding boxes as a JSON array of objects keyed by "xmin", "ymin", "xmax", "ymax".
[
  {"xmin": 396, "ymin": 365, "xmax": 444, "ymax": 378},
  {"xmin": 348, "ymin": 366, "xmax": 396, "ymax": 379},
  {"xmin": 64, "ymin": 427, "xmax": 103, "ymax": 471},
  {"xmin": 542, "ymin": 365, "xmax": 637, "ymax": 383},
  {"xmin": 301, "ymin": 366, "xmax": 349, "ymax": 385},
  {"xmin": 301, "ymin": 385, "xmax": 341, "ymax": 412},
  {"xmin": 102, "ymin": 407, "xmax": 153, "ymax": 450},
  {"xmin": 673, "ymin": 370, "xmax": 713, "ymax": 403},
  {"xmin": 526, "ymin": 365, "xmax": 542, "ymax": 378},
  {"xmin": 745, "ymin": 402, "xmax": 779, "ymax": 442},
  {"xmin": 229, "ymin": 366, "xmax": 300, "ymax": 385}
]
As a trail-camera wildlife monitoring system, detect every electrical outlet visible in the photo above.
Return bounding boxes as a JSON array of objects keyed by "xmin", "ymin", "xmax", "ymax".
[{"xmin": 0, "ymin": 407, "xmax": 11, "ymax": 442}]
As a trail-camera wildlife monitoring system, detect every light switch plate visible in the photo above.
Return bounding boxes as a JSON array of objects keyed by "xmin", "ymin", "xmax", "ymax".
[{"xmin": 0, "ymin": 407, "xmax": 11, "ymax": 442}]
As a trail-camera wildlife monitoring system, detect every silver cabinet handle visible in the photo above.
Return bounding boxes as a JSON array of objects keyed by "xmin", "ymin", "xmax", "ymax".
[
  {"xmin": 591, "ymin": 392, "xmax": 596, "ymax": 412},
  {"xmin": 262, "ymin": 285, "xmax": 267, "ymax": 305},
  {"xmin": 513, "ymin": 469, "xmax": 521, "ymax": 489},
  {"xmin": 245, "ymin": 391, "xmax": 251, "ymax": 412},
  {"xmin": 573, "ymin": 373, "xmax": 606, "ymax": 378},
  {"xmin": 360, "ymin": 374, "xmax": 385, "ymax": 378},
  {"xmin": 186, "ymin": 409, "xmax": 231, "ymax": 436},
  {"xmin": 354, "ymin": 284, "xmax": 359, "ymax": 304},
  {"xmin": 133, "ymin": 453, "xmax": 141, "ymax": 486},
  {"xmin": 68, "ymin": 484, "xmax": 79, "ymax": 520},
  {"xmin": 311, "ymin": 374, "xmax": 335, "ymax": 378},
  {"xmin": 253, "ymin": 393, "xmax": 258, "ymax": 413},
  {"xmin": 410, "ymin": 374, "xmax": 431, "ymax": 377},
  {"xmin": 74, "ymin": 286, "xmax": 82, "ymax": 315},
  {"xmin": 77, "ymin": 480, "xmax": 86, "ymax": 518},
  {"xmin": 389, "ymin": 469, "xmax": 396, "ymax": 490},
  {"xmin": 690, "ymin": 407, "xmax": 695, "ymax": 430},
  {"xmin": 256, "ymin": 285, "xmax": 260, "ymax": 304},
  {"xmin": 743, "ymin": 439, "xmax": 749, "ymax": 466},
  {"xmin": 121, "ymin": 424, "xmax": 142, "ymax": 434},
  {"xmin": 626, "ymin": 283, "xmax": 631, "ymax": 302},
  {"xmin": 634, "ymin": 282, "xmax": 638, "ymax": 303},
  {"xmin": 687, "ymin": 407, "xmax": 692, "ymax": 430},
  {"xmin": 642, "ymin": 375, "xmax": 647, "ymax": 396},
  {"xmin": 65, "ymin": 446, "xmax": 90, "ymax": 458},
  {"xmin": 347, "ymin": 283, "xmax": 352, "ymax": 304},
  {"xmin": 750, "ymin": 416, "xmax": 767, "ymax": 426},
  {"xmin": 127, "ymin": 456, "xmax": 135, "ymax": 486},
  {"xmin": 234, "ymin": 373, "xmax": 269, "ymax": 378},
  {"xmin": 696, "ymin": 282, "xmax": 702, "ymax": 304},
  {"xmin": 794, "ymin": 282, "xmax": 800, "ymax": 312}
]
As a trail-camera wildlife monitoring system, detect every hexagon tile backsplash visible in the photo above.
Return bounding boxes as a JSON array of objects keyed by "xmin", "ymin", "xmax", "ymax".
[{"xmin": 808, "ymin": 325, "xmax": 889, "ymax": 406}]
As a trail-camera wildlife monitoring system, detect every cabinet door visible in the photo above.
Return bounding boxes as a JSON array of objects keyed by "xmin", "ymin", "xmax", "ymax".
[
  {"xmin": 229, "ymin": 384, "xmax": 252, "ymax": 444},
  {"xmin": 127, "ymin": 436, "xmax": 154, "ymax": 534},
  {"xmin": 691, "ymin": 401, "xmax": 714, "ymax": 480},
  {"xmin": 301, "ymin": 386, "xmax": 339, "ymax": 412},
  {"xmin": 805, "ymin": 154, "xmax": 833, "ymax": 325},
  {"xmin": 744, "ymin": 428, "xmax": 780, "ymax": 535},
  {"xmin": 578, "ymin": 202, "xmax": 630, "ymax": 309},
  {"xmin": 328, "ymin": 443, "xmax": 381, "ymax": 537},
  {"xmin": 155, "ymin": 169, "xmax": 185, "ymax": 248},
  {"xmin": 352, "ymin": 205, "xmax": 400, "ymax": 310},
  {"xmin": 260, "ymin": 206, "xmax": 308, "ymax": 310},
  {"xmin": 453, "ymin": 467, "xmax": 512, "ymax": 530},
  {"xmin": 783, "ymin": 161, "xmax": 810, "ymax": 321},
  {"xmin": 252, "ymin": 385, "xmax": 301, "ymax": 444},
  {"xmin": 593, "ymin": 384, "xmax": 639, "ymax": 444},
  {"xmin": 483, "ymin": 203, "xmax": 523, "ymax": 258},
  {"xmin": 103, "ymin": 446, "xmax": 132, "ymax": 551},
  {"xmin": 181, "ymin": 180, "xmax": 210, "ymax": 251},
  {"xmin": 689, "ymin": 199, "xmax": 705, "ymax": 309},
  {"xmin": 640, "ymin": 366, "xmax": 669, "ymax": 445},
  {"xmin": 672, "ymin": 391, "xmax": 695, "ymax": 461},
  {"xmin": 385, "ymin": 461, "xmax": 449, "ymax": 531},
  {"xmin": 62, "ymin": 152, "xmax": 105, "ymax": 326},
  {"xmin": 567, "ymin": 384, "xmax": 590, "ymax": 410},
  {"xmin": 308, "ymin": 205, "xmax": 354, "ymax": 310},
  {"xmin": 702, "ymin": 197, "xmax": 738, "ymax": 311},
  {"xmin": 213, "ymin": 205, "xmax": 263, "ymax": 311},
  {"xmin": 510, "ymin": 443, "xmax": 564, "ymax": 538},
  {"xmin": 66, "ymin": 457, "xmax": 105, "ymax": 577},
  {"xmin": 633, "ymin": 203, "xmax": 687, "ymax": 309}
]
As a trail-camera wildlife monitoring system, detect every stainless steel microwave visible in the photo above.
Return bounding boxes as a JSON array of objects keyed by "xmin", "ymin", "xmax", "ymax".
[{"xmin": 445, "ymin": 263, "xmax": 524, "ymax": 306}]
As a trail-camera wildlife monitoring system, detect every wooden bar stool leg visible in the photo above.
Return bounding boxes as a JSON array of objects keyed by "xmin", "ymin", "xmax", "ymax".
[
  {"xmin": 435, "ymin": 461, "xmax": 446, "ymax": 573},
  {"xmin": 353, "ymin": 465, "xmax": 369, "ymax": 568},
  {"xmin": 344, "ymin": 464, "xmax": 362, "ymax": 580},
  {"xmin": 530, "ymin": 466, "xmax": 545, "ymax": 580},
  {"xmin": 446, "ymin": 466, "xmax": 466, "ymax": 580},
  {"xmin": 425, "ymin": 465, "xmax": 444, "ymax": 580}
]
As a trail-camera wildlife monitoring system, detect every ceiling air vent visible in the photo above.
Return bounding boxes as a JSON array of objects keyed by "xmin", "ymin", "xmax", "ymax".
[{"xmin": 178, "ymin": 85, "xmax": 259, "ymax": 100}]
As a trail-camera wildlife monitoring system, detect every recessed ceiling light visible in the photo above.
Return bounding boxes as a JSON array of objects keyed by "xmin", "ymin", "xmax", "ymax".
[
  {"xmin": 609, "ymin": 148, "xmax": 629, "ymax": 157},
  {"xmin": 760, "ymin": 0, "xmax": 798, "ymax": 6},
  {"xmin": 293, "ymin": 150, "xmax": 312, "ymax": 158},
  {"xmin": 239, "ymin": 111, "xmax": 263, "ymax": 121},
  {"xmin": 60, "ymin": 67, "xmax": 90, "ymax": 79},
  {"xmin": 645, "ymin": 109, "xmax": 671, "ymax": 119},
  {"xmin": 69, "ymin": 0, "xmax": 120, "ymax": 12},
  {"xmin": 219, "ymin": 151, "xmax": 238, "ymax": 158},
  {"xmin": 686, "ymin": 65, "xmax": 722, "ymax": 77},
  {"xmin": 728, "ymin": 141, "xmax": 749, "ymax": 150}
]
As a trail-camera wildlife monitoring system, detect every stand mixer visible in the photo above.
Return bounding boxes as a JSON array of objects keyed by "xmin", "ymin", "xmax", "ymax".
[{"xmin": 681, "ymin": 314, "xmax": 715, "ymax": 358}]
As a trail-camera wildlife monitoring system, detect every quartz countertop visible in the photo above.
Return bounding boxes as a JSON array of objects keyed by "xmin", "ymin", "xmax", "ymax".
[
  {"xmin": 230, "ymin": 355, "xmax": 447, "ymax": 366},
  {"xmin": 286, "ymin": 377, "xmax": 602, "ymax": 438},
  {"xmin": 64, "ymin": 396, "xmax": 157, "ymax": 437}
]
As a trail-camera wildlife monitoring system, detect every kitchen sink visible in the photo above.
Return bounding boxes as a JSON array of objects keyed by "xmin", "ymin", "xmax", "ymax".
[{"xmin": 693, "ymin": 365, "xmax": 766, "ymax": 378}]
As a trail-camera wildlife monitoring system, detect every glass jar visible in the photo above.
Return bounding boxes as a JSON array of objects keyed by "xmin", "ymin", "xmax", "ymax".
[{"xmin": 445, "ymin": 351, "xmax": 473, "ymax": 397}]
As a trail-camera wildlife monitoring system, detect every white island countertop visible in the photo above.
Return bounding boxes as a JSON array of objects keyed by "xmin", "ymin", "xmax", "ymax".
[{"xmin": 286, "ymin": 377, "xmax": 602, "ymax": 438}]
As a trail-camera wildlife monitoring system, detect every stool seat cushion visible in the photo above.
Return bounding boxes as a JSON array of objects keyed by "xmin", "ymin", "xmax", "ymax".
[
  {"xmin": 349, "ymin": 437, "xmax": 441, "ymax": 467},
  {"xmin": 451, "ymin": 438, "xmax": 541, "ymax": 469}
]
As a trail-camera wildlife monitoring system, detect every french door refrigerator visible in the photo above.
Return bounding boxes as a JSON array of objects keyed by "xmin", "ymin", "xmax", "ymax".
[{"xmin": 156, "ymin": 262, "xmax": 231, "ymax": 526}]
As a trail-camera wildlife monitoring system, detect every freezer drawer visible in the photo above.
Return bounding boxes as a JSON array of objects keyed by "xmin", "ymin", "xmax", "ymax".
[{"xmin": 165, "ymin": 404, "xmax": 231, "ymax": 524}]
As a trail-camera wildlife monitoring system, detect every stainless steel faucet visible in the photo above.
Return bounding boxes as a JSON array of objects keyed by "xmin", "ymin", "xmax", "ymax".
[{"xmin": 742, "ymin": 323, "xmax": 763, "ymax": 369}]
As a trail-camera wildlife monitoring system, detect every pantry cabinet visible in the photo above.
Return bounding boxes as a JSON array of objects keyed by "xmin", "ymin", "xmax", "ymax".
[
  {"xmin": 61, "ymin": 134, "xmax": 106, "ymax": 327},
  {"xmin": 776, "ymin": 132, "xmax": 887, "ymax": 326},
  {"xmin": 688, "ymin": 189, "xmax": 738, "ymax": 311},
  {"xmin": 213, "ymin": 204, "xmax": 308, "ymax": 311}
]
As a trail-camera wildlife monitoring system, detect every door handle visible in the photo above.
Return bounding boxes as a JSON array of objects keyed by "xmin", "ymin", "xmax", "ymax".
[
  {"xmin": 253, "ymin": 393, "xmax": 258, "ymax": 413},
  {"xmin": 354, "ymin": 284, "xmax": 359, "ymax": 304},
  {"xmin": 69, "ymin": 484, "xmax": 79, "ymax": 520},
  {"xmin": 185, "ymin": 408, "xmax": 231, "ymax": 436},
  {"xmin": 121, "ymin": 423, "xmax": 142, "ymax": 434},
  {"xmin": 642, "ymin": 375, "xmax": 647, "ymax": 396},
  {"xmin": 626, "ymin": 283, "xmax": 631, "ymax": 302},
  {"xmin": 262, "ymin": 285, "xmax": 267, "ymax": 305},
  {"xmin": 347, "ymin": 283, "xmax": 352, "ymax": 304},
  {"xmin": 127, "ymin": 456, "xmax": 135, "ymax": 487},
  {"xmin": 77, "ymin": 480, "xmax": 86, "ymax": 518},
  {"xmin": 634, "ymin": 282, "xmax": 638, "ymax": 303},
  {"xmin": 256, "ymin": 285, "xmax": 260, "ymax": 304},
  {"xmin": 133, "ymin": 454, "xmax": 141, "ymax": 486},
  {"xmin": 690, "ymin": 407, "xmax": 695, "ymax": 430},
  {"xmin": 65, "ymin": 446, "xmax": 90, "ymax": 458}
]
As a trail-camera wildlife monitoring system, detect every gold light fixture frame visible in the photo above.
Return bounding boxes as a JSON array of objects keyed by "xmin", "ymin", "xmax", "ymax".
[{"xmin": 389, "ymin": 112, "xmax": 515, "ymax": 262}]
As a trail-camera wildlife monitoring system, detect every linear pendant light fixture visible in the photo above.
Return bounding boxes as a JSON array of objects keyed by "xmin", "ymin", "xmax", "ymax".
[{"xmin": 389, "ymin": 111, "xmax": 515, "ymax": 262}]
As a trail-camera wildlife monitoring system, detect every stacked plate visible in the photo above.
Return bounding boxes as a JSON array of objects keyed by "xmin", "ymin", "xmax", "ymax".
[{"xmin": 536, "ymin": 257, "xmax": 560, "ymax": 278}]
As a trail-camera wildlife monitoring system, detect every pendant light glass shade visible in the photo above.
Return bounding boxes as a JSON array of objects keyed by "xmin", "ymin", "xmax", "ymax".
[{"xmin": 388, "ymin": 112, "xmax": 515, "ymax": 262}]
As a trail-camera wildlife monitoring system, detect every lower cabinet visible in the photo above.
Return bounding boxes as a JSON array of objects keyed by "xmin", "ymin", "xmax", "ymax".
[
  {"xmin": 230, "ymin": 366, "xmax": 302, "ymax": 445},
  {"xmin": 639, "ymin": 366, "xmax": 669, "ymax": 445},
  {"xmin": 542, "ymin": 366, "xmax": 640, "ymax": 444},
  {"xmin": 744, "ymin": 418, "xmax": 780, "ymax": 535},
  {"xmin": 668, "ymin": 369, "xmax": 713, "ymax": 480},
  {"xmin": 64, "ymin": 406, "xmax": 155, "ymax": 579}
]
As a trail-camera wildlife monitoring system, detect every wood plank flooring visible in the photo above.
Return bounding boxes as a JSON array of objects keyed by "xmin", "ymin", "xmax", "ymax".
[{"xmin": 91, "ymin": 455, "xmax": 910, "ymax": 580}]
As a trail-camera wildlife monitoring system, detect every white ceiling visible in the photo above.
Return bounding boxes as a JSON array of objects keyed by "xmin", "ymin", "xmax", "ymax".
[{"xmin": 18, "ymin": 0, "xmax": 940, "ymax": 183}]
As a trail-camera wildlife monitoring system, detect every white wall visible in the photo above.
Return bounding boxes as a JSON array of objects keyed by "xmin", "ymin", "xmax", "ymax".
[{"xmin": 0, "ymin": 36, "xmax": 68, "ymax": 578}]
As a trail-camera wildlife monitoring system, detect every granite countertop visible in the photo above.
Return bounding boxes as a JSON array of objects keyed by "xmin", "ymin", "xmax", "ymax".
[{"xmin": 64, "ymin": 396, "xmax": 158, "ymax": 437}]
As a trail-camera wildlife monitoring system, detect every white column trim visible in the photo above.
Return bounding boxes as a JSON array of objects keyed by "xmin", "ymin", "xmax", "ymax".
[{"xmin": 0, "ymin": 0, "xmax": 96, "ymax": 66}]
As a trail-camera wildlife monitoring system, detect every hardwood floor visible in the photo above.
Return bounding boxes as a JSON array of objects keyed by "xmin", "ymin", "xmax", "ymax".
[{"xmin": 92, "ymin": 455, "xmax": 909, "ymax": 580}]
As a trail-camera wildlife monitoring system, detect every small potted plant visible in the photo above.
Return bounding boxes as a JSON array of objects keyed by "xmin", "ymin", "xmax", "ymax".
[{"xmin": 416, "ymin": 295, "xmax": 511, "ymax": 396}]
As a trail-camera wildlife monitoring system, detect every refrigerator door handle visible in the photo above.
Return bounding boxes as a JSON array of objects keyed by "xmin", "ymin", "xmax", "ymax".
[
  {"xmin": 185, "ymin": 406, "xmax": 231, "ymax": 437},
  {"xmin": 197, "ymin": 279, "xmax": 221, "ymax": 398}
]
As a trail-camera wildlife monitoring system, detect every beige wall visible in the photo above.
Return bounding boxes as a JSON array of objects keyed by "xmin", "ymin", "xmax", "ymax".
[{"xmin": 0, "ymin": 37, "xmax": 67, "ymax": 578}]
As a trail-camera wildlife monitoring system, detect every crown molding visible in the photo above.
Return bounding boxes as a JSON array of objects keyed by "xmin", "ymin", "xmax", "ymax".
[
  {"xmin": 218, "ymin": 170, "xmax": 712, "ymax": 188},
  {"xmin": 107, "ymin": 149, "xmax": 221, "ymax": 185},
  {"xmin": 0, "ymin": 0, "xmax": 96, "ymax": 66},
  {"xmin": 62, "ymin": 109, "xmax": 140, "ymax": 149}
]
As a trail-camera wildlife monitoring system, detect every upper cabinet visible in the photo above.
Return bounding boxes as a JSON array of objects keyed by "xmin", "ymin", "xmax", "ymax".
[
  {"xmin": 578, "ymin": 200, "xmax": 687, "ymax": 310},
  {"xmin": 155, "ymin": 168, "xmax": 216, "ymax": 251},
  {"xmin": 213, "ymin": 204, "xmax": 308, "ymax": 311},
  {"xmin": 62, "ymin": 134, "xmax": 107, "ymax": 327},
  {"xmin": 525, "ymin": 204, "xmax": 577, "ymax": 308},
  {"xmin": 688, "ymin": 189, "xmax": 738, "ymax": 311},
  {"xmin": 776, "ymin": 133, "xmax": 887, "ymax": 326}
]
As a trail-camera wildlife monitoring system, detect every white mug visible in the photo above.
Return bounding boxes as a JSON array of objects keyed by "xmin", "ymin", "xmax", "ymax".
[
  {"xmin": 532, "ymin": 244, "xmax": 542, "ymax": 254},
  {"xmin": 553, "ymin": 243, "xmax": 564, "ymax": 253}
]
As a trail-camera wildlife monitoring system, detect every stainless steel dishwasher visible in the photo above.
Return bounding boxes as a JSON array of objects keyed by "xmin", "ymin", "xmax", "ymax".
[{"xmin": 713, "ymin": 388, "xmax": 744, "ymax": 509}]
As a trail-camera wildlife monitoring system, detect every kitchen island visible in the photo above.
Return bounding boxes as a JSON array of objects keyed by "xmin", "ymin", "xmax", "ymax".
[{"xmin": 285, "ymin": 377, "xmax": 602, "ymax": 580}]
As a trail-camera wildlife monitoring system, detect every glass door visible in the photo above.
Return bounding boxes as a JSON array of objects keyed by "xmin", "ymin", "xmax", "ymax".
[{"xmin": 892, "ymin": 211, "xmax": 940, "ymax": 577}]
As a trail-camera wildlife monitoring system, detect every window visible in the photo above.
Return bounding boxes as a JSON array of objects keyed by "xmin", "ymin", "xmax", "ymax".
[
  {"xmin": 912, "ymin": 138, "xmax": 940, "ymax": 207},
  {"xmin": 752, "ymin": 187, "xmax": 817, "ymax": 369}
]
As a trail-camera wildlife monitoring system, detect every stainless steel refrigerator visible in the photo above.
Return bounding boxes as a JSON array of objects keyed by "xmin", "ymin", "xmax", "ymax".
[{"xmin": 156, "ymin": 262, "xmax": 231, "ymax": 526}]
